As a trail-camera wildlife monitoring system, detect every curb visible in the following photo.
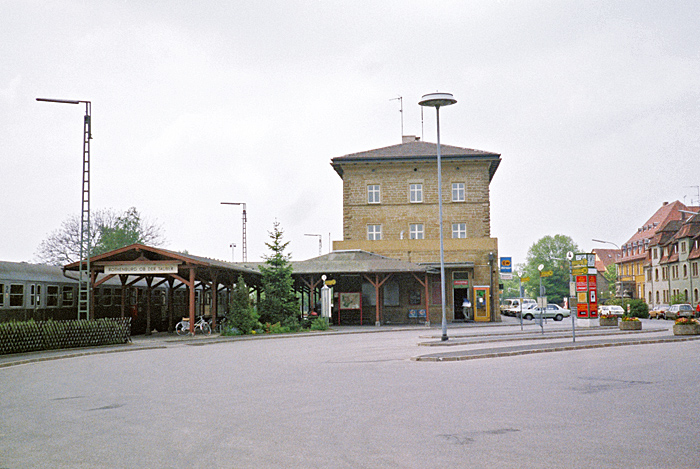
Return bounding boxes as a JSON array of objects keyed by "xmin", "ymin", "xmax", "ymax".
[{"xmin": 411, "ymin": 335, "xmax": 700, "ymax": 361}]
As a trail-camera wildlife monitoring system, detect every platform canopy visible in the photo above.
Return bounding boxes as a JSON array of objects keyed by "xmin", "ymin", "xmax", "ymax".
[{"xmin": 64, "ymin": 243, "xmax": 261, "ymax": 329}]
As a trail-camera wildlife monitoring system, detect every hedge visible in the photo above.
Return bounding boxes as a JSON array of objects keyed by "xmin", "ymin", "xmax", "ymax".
[{"xmin": 0, "ymin": 318, "xmax": 131, "ymax": 355}]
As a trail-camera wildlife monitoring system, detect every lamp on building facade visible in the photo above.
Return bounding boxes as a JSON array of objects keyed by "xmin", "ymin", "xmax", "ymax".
[{"xmin": 419, "ymin": 92, "xmax": 457, "ymax": 341}]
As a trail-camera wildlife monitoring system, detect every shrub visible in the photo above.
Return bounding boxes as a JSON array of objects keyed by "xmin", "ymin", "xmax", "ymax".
[{"xmin": 310, "ymin": 317, "xmax": 329, "ymax": 331}]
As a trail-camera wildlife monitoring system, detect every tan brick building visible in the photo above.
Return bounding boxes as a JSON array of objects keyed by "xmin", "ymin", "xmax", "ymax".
[{"xmin": 331, "ymin": 136, "xmax": 501, "ymax": 322}]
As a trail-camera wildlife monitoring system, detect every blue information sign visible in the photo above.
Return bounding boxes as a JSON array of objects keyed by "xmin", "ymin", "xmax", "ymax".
[{"xmin": 500, "ymin": 257, "xmax": 512, "ymax": 273}]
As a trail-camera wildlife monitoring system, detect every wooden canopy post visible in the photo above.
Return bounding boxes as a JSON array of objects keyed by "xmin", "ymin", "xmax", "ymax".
[
  {"xmin": 188, "ymin": 268, "xmax": 196, "ymax": 333},
  {"xmin": 145, "ymin": 277, "xmax": 153, "ymax": 336},
  {"xmin": 364, "ymin": 273, "xmax": 392, "ymax": 326},
  {"xmin": 167, "ymin": 278, "xmax": 175, "ymax": 333},
  {"xmin": 211, "ymin": 273, "xmax": 219, "ymax": 330}
]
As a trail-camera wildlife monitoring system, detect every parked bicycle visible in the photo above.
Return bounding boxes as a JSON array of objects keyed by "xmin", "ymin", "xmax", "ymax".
[
  {"xmin": 175, "ymin": 316, "xmax": 211, "ymax": 336},
  {"xmin": 208, "ymin": 316, "xmax": 227, "ymax": 334}
]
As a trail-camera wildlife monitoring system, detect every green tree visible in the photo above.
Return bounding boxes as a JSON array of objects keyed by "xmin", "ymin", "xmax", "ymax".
[
  {"xmin": 226, "ymin": 275, "xmax": 260, "ymax": 334},
  {"xmin": 258, "ymin": 221, "xmax": 298, "ymax": 328},
  {"xmin": 601, "ymin": 264, "xmax": 618, "ymax": 300},
  {"xmin": 522, "ymin": 235, "xmax": 580, "ymax": 304},
  {"xmin": 35, "ymin": 207, "xmax": 165, "ymax": 265}
]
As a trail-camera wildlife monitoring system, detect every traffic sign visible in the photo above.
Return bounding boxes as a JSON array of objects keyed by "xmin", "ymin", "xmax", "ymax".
[
  {"xmin": 540, "ymin": 270, "xmax": 553, "ymax": 277},
  {"xmin": 572, "ymin": 267, "xmax": 588, "ymax": 275},
  {"xmin": 500, "ymin": 257, "xmax": 512, "ymax": 273},
  {"xmin": 521, "ymin": 276, "xmax": 530, "ymax": 282}
]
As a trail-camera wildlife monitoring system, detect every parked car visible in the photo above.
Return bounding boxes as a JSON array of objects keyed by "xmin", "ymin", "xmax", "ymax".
[
  {"xmin": 664, "ymin": 304, "xmax": 695, "ymax": 320},
  {"xmin": 599, "ymin": 305, "xmax": 625, "ymax": 317},
  {"xmin": 649, "ymin": 304, "xmax": 670, "ymax": 319},
  {"xmin": 520, "ymin": 304, "xmax": 571, "ymax": 321},
  {"xmin": 500, "ymin": 298, "xmax": 536, "ymax": 317}
]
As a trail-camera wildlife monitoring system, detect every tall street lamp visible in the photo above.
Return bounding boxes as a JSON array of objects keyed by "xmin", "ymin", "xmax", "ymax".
[
  {"xmin": 419, "ymin": 92, "xmax": 457, "ymax": 342},
  {"xmin": 37, "ymin": 97, "xmax": 92, "ymax": 320},
  {"xmin": 592, "ymin": 239, "xmax": 621, "ymax": 302},
  {"xmin": 221, "ymin": 202, "xmax": 247, "ymax": 262}
]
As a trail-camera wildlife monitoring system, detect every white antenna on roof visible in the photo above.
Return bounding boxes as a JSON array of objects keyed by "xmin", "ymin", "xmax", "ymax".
[
  {"xmin": 685, "ymin": 185, "xmax": 700, "ymax": 206},
  {"xmin": 390, "ymin": 96, "xmax": 403, "ymax": 140}
]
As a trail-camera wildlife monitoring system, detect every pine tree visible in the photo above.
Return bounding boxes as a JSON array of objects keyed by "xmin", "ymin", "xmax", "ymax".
[
  {"xmin": 227, "ymin": 275, "xmax": 259, "ymax": 334},
  {"xmin": 258, "ymin": 221, "xmax": 298, "ymax": 327}
]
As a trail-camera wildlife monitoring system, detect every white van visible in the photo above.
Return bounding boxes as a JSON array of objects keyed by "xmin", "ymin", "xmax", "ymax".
[{"xmin": 500, "ymin": 298, "xmax": 536, "ymax": 316}]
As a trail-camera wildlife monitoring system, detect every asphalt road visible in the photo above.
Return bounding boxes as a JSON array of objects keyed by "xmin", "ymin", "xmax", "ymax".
[{"xmin": 1, "ymin": 322, "xmax": 699, "ymax": 468}]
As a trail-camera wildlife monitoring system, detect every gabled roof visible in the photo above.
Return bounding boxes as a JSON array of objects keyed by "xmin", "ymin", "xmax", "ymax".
[
  {"xmin": 0, "ymin": 261, "xmax": 75, "ymax": 283},
  {"xmin": 593, "ymin": 249, "xmax": 619, "ymax": 272},
  {"xmin": 64, "ymin": 244, "xmax": 261, "ymax": 284},
  {"xmin": 620, "ymin": 201, "xmax": 694, "ymax": 263},
  {"xmin": 291, "ymin": 250, "xmax": 428, "ymax": 275},
  {"xmin": 331, "ymin": 140, "xmax": 501, "ymax": 181}
]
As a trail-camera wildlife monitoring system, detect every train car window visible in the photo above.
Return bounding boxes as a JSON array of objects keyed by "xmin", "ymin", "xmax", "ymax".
[
  {"xmin": 47, "ymin": 285, "xmax": 59, "ymax": 307},
  {"xmin": 30, "ymin": 284, "xmax": 36, "ymax": 307},
  {"xmin": 0, "ymin": 283, "xmax": 4, "ymax": 307},
  {"xmin": 10, "ymin": 284, "xmax": 24, "ymax": 307},
  {"xmin": 62, "ymin": 286, "xmax": 74, "ymax": 306},
  {"xmin": 114, "ymin": 288, "xmax": 122, "ymax": 306},
  {"xmin": 36, "ymin": 284, "xmax": 42, "ymax": 306}
]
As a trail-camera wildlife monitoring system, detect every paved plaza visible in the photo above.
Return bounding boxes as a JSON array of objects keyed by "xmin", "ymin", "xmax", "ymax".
[{"xmin": 1, "ymin": 319, "xmax": 699, "ymax": 468}]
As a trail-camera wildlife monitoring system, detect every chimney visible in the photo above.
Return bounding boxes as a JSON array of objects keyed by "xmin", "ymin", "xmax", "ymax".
[{"xmin": 402, "ymin": 135, "xmax": 420, "ymax": 143}]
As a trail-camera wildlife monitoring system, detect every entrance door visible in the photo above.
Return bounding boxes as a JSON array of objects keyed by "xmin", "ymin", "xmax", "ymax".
[
  {"xmin": 473, "ymin": 286, "xmax": 490, "ymax": 322},
  {"xmin": 452, "ymin": 271, "xmax": 471, "ymax": 321}
]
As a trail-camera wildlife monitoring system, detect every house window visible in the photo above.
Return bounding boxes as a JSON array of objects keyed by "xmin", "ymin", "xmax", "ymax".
[
  {"xmin": 693, "ymin": 262, "xmax": 698, "ymax": 277},
  {"xmin": 409, "ymin": 223, "xmax": 424, "ymax": 239},
  {"xmin": 367, "ymin": 185, "xmax": 380, "ymax": 204},
  {"xmin": 10, "ymin": 284, "xmax": 24, "ymax": 307},
  {"xmin": 47, "ymin": 285, "xmax": 59, "ymax": 307},
  {"xmin": 409, "ymin": 183, "xmax": 423, "ymax": 203},
  {"xmin": 367, "ymin": 224, "xmax": 382, "ymax": 240},
  {"xmin": 452, "ymin": 223, "xmax": 467, "ymax": 239},
  {"xmin": 683, "ymin": 264, "xmax": 688, "ymax": 278},
  {"xmin": 681, "ymin": 241, "xmax": 686, "ymax": 252},
  {"xmin": 452, "ymin": 182, "xmax": 465, "ymax": 202}
]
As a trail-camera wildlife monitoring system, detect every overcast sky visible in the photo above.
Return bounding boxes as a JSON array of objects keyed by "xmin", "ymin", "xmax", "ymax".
[{"xmin": 2, "ymin": 0, "xmax": 699, "ymax": 268}]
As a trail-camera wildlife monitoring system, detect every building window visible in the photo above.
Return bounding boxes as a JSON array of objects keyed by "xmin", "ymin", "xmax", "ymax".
[
  {"xmin": 409, "ymin": 223, "xmax": 424, "ymax": 239},
  {"xmin": 693, "ymin": 262, "xmax": 698, "ymax": 277},
  {"xmin": 10, "ymin": 284, "xmax": 24, "ymax": 307},
  {"xmin": 452, "ymin": 223, "xmax": 467, "ymax": 239},
  {"xmin": 367, "ymin": 185, "xmax": 380, "ymax": 204},
  {"xmin": 383, "ymin": 280, "xmax": 400, "ymax": 306},
  {"xmin": 47, "ymin": 285, "xmax": 59, "ymax": 307},
  {"xmin": 681, "ymin": 242, "xmax": 686, "ymax": 252},
  {"xmin": 409, "ymin": 183, "xmax": 423, "ymax": 203},
  {"xmin": 683, "ymin": 264, "xmax": 688, "ymax": 278},
  {"xmin": 367, "ymin": 224, "xmax": 382, "ymax": 240},
  {"xmin": 452, "ymin": 182, "xmax": 465, "ymax": 202}
]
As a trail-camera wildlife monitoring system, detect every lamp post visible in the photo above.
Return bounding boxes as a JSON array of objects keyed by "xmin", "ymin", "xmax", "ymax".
[
  {"xmin": 221, "ymin": 202, "xmax": 247, "ymax": 262},
  {"xmin": 592, "ymin": 239, "xmax": 621, "ymax": 303},
  {"xmin": 419, "ymin": 92, "xmax": 457, "ymax": 342},
  {"xmin": 37, "ymin": 97, "xmax": 92, "ymax": 320},
  {"xmin": 229, "ymin": 243, "xmax": 236, "ymax": 262}
]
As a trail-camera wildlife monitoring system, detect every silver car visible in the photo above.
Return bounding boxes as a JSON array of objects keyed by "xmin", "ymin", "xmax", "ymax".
[{"xmin": 520, "ymin": 304, "xmax": 571, "ymax": 321}]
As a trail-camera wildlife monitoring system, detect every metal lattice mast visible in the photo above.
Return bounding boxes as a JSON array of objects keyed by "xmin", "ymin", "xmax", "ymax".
[
  {"xmin": 221, "ymin": 202, "xmax": 247, "ymax": 262},
  {"xmin": 79, "ymin": 102, "xmax": 92, "ymax": 320},
  {"xmin": 36, "ymin": 98, "xmax": 92, "ymax": 320}
]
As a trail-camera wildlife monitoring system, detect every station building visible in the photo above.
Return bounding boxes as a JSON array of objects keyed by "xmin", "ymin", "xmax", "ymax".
[{"xmin": 330, "ymin": 136, "xmax": 502, "ymax": 324}]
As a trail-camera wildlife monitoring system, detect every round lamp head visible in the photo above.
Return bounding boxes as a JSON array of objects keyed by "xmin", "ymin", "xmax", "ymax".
[{"xmin": 419, "ymin": 92, "xmax": 457, "ymax": 108}]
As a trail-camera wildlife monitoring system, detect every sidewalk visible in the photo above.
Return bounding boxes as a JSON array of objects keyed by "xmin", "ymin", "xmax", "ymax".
[{"xmin": 1, "ymin": 317, "xmax": 696, "ymax": 367}]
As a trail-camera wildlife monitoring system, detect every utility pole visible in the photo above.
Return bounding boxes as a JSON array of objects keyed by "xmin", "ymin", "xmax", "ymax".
[{"xmin": 305, "ymin": 234, "xmax": 322, "ymax": 256}]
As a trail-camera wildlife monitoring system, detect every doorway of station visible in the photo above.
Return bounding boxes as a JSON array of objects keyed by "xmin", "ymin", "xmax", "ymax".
[{"xmin": 452, "ymin": 271, "xmax": 472, "ymax": 321}]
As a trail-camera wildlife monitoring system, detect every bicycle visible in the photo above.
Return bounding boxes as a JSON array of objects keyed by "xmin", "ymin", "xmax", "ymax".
[{"xmin": 175, "ymin": 316, "xmax": 211, "ymax": 336}]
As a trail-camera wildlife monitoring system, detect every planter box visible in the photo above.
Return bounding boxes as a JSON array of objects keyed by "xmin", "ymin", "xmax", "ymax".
[
  {"xmin": 673, "ymin": 323, "xmax": 700, "ymax": 336},
  {"xmin": 599, "ymin": 317, "xmax": 618, "ymax": 327},
  {"xmin": 619, "ymin": 320, "xmax": 642, "ymax": 331}
]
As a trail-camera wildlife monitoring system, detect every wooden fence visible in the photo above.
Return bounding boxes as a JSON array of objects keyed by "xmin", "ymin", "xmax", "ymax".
[{"xmin": 0, "ymin": 318, "xmax": 131, "ymax": 355}]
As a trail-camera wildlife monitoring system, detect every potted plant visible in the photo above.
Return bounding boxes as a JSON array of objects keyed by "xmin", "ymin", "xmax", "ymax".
[
  {"xmin": 619, "ymin": 316, "xmax": 642, "ymax": 331},
  {"xmin": 599, "ymin": 313, "xmax": 618, "ymax": 327},
  {"xmin": 673, "ymin": 318, "xmax": 700, "ymax": 336}
]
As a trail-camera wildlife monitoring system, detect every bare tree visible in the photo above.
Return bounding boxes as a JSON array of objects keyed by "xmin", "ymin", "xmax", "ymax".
[{"xmin": 35, "ymin": 207, "xmax": 166, "ymax": 265}]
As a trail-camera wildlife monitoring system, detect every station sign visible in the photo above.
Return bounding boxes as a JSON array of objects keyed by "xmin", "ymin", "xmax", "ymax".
[{"xmin": 104, "ymin": 262, "xmax": 179, "ymax": 275}]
